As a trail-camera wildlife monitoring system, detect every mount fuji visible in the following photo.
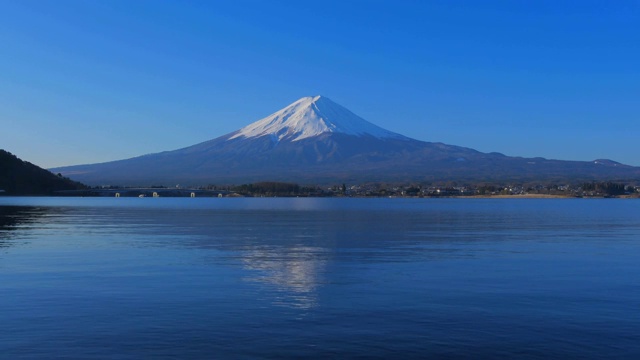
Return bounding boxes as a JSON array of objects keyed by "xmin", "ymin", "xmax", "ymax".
[{"xmin": 52, "ymin": 96, "xmax": 640, "ymax": 185}]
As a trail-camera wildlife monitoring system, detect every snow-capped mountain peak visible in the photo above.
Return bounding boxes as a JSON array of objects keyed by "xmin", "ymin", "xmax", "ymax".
[{"xmin": 229, "ymin": 96, "xmax": 404, "ymax": 142}]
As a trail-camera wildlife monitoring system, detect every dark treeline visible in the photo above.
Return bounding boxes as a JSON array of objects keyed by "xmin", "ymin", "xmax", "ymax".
[
  {"xmin": 582, "ymin": 182, "xmax": 627, "ymax": 196},
  {"xmin": 233, "ymin": 182, "xmax": 320, "ymax": 197}
]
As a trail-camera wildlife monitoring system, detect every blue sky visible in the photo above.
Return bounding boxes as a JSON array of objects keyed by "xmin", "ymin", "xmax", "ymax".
[{"xmin": 1, "ymin": 0, "xmax": 638, "ymax": 168}]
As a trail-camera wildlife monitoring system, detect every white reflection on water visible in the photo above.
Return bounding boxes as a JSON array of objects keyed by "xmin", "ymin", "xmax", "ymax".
[{"xmin": 240, "ymin": 244, "xmax": 327, "ymax": 309}]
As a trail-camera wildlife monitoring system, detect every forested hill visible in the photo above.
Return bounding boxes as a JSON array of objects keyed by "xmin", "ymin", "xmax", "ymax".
[{"xmin": 0, "ymin": 150, "xmax": 87, "ymax": 195}]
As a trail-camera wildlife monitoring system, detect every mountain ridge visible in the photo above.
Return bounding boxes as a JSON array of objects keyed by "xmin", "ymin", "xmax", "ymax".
[{"xmin": 51, "ymin": 96, "xmax": 640, "ymax": 186}]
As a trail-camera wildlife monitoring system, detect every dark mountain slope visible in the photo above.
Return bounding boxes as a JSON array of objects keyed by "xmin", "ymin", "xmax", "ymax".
[{"xmin": 0, "ymin": 150, "xmax": 87, "ymax": 195}]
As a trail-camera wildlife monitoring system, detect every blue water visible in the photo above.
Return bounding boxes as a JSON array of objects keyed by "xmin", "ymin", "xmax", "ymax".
[{"xmin": 0, "ymin": 197, "xmax": 639, "ymax": 358}]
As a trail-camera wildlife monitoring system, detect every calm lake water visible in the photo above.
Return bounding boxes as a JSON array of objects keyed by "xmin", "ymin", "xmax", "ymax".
[{"xmin": 1, "ymin": 197, "xmax": 639, "ymax": 359}]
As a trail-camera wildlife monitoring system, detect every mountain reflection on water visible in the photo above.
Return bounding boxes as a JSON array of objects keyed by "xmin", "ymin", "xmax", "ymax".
[
  {"xmin": 241, "ymin": 245, "xmax": 328, "ymax": 309},
  {"xmin": 0, "ymin": 206, "xmax": 50, "ymax": 246}
]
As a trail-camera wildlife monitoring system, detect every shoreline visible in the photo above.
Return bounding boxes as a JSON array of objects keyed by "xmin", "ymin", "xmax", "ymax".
[
  {"xmin": 459, "ymin": 194, "xmax": 575, "ymax": 199},
  {"xmin": 1, "ymin": 194, "xmax": 638, "ymax": 199}
]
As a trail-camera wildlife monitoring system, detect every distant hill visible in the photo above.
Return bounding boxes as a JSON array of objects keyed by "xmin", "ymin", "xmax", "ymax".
[
  {"xmin": 52, "ymin": 96, "xmax": 640, "ymax": 186},
  {"xmin": 0, "ymin": 150, "xmax": 87, "ymax": 195}
]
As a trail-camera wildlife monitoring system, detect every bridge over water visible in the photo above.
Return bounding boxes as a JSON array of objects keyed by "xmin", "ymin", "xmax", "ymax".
[{"xmin": 55, "ymin": 188, "xmax": 234, "ymax": 197}]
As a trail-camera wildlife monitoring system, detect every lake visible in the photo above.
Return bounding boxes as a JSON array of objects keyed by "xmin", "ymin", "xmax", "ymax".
[{"xmin": 1, "ymin": 197, "xmax": 639, "ymax": 359}]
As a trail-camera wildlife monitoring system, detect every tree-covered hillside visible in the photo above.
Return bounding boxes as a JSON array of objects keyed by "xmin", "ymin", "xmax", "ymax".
[{"xmin": 0, "ymin": 150, "xmax": 87, "ymax": 195}]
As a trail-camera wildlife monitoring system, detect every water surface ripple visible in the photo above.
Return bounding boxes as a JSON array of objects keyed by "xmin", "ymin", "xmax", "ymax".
[{"xmin": 0, "ymin": 197, "xmax": 639, "ymax": 358}]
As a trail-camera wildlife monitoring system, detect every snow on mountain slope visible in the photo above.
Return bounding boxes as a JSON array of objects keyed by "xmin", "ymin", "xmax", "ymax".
[{"xmin": 229, "ymin": 96, "xmax": 407, "ymax": 142}]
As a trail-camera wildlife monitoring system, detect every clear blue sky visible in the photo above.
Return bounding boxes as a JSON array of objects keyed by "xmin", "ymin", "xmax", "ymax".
[{"xmin": 1, "ymin": 0, "xmax": 638, "ymax": 168}]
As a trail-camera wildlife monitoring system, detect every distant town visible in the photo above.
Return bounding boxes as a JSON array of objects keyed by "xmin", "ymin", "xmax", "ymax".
[{"xmin": 65, "ymin": 181, "xmax": 640, "ymax": 198}]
